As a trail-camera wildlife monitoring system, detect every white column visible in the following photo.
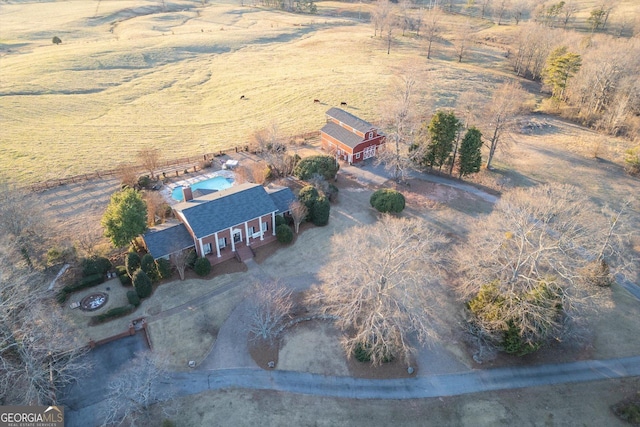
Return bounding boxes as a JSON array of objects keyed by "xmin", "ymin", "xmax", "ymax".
[
  {"xmin": 198, "ymin": 238, "xmax": 204, "ymax": 257},
  {"xmin": 214, "ymin": 232, "xmax": 221, "ymax": 257},
  {"xmin": 271, "ymin": 212, "xmax": 276, "ymax": 235},
  {"xmin": 244, "ymin": 222, "xmax": 250, "ymax": 246},
  {"xmin": 260, "ymin": 216, "xmax": 265, "ymax": 241}
]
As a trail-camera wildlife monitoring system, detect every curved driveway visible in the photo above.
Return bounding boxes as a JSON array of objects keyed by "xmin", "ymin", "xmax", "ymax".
[{"xmin": 162, "ymin": 356, "xmax": 640, "ymax": 400}]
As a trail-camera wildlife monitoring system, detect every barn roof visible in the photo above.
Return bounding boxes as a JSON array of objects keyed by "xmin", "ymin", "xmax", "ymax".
[
  {"xmin": 143, "ymin": 222, "xmax": 194, "ymax": 259},
  {"xmin": 173, "ymin": 183, "xmax": 278, "ymax": 239},
  {"xmin": 326, "ymin": 107, "xmax": 375, "ymax": 133},
  {"xmin": 320, "ymin": 122, "xmax": 363, "ymax": 149}
]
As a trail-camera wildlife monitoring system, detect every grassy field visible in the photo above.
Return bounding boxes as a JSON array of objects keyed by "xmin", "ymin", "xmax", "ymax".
[{"xmin": 11, "ymin": 1, "xmax": 638, "ymax": 183}]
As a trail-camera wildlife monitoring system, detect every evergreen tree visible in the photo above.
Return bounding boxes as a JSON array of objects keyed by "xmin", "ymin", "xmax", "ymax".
[
  {"xmin": 425, "ymin": 111, "xmax": 461, "ymax": 170},
  {"xmin": 458, "ymin": 127, "xmax": 483, "ymax": 178},
  {"xmin": 102, "ymin": 188, "xmax": 148, "ymax": 248},
  {"xmin": 543, "ymin": 46, "xmax": 582, "ymax": 101}
]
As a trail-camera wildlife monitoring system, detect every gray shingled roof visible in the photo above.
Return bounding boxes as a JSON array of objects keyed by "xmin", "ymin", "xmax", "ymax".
[
  {"xmin": 143, "ymin": 223, "xmax": 194, "ymax": 259},
  {"xmin": 267, "ymin": 187, "xmax": 296, "ymax": 214},
  {"xmin": 321, "ymin": 122, "xmax": 363, "ymax": 149},
  {"xmin": 326, "ymin": 107, "xmax": 374, "ymax": 133},
  {"xmin": 174, "ymin": 183, "xmax": 278, "ymax": 239}
]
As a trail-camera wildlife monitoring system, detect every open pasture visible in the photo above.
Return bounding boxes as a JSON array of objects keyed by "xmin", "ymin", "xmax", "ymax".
[{"xmin": 2, "ymin": 0, "xmax": 535, "ymax": 183}]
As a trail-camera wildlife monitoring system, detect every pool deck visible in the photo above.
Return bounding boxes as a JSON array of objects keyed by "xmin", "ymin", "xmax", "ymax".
[{"xmin": 161, "ymin": 170, "xmax": 235, "ymax": 204}]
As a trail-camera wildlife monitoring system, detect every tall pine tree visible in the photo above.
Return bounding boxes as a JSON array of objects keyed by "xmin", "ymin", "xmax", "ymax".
[
  {"xmin": 458, "ymin": 127, "xmax": 483, "ymax": 178},
  {"xmin": 422, "ymin": 111, "xmax": 461, "ymax": 170}
]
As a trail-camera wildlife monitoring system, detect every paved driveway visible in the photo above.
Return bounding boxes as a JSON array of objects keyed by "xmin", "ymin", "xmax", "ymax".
[{"xmin": 61, "ymin": 332, "xmax": 149, "ymax": 427}]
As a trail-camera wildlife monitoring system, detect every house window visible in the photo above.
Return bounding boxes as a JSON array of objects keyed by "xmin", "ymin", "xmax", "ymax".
[
  {"xmin": 250, "ymin": 226, "xmax": 256, "ymax": 234},
  {"xmin": 218, "ymin": 237, "xmax": 227, "ymax": 249},
  {"xmin": 355, "ymin": 153, "xmax": 361, "ymax": 159},
  {"xmin": 261, "ymin": 222, "xmax": 269, "ymax": 232},
  {"xmin": 204, "ymin": 243, "xmax": 212, "ymax": 255},
  {"xmin": 368, "ymin": 131, "xmax": 373, "ymax": 139}
]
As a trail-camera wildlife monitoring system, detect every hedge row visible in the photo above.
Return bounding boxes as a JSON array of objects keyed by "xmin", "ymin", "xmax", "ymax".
[
  {"xmin": 57, "ymin": 273, "xmax": 105, "ymax": 303},
  {"xmin": 89, "ymin": 304, "xmax": 136, "ymax": 325}
]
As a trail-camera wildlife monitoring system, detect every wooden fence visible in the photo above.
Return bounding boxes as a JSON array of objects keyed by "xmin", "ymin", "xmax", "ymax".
[{"xmin": 25, "ymin": 131, "xmax": 320, "ymax": 193}]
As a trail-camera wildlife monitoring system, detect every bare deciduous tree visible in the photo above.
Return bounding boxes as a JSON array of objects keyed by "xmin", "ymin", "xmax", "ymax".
[
  {"xmin": 101, "ymin": 351, "xmax": 172, "ymax": 426},
  {"xmin": 137, "ymin": 147, "xmax": 161, "ymax": 180},
  {"xmin": 307, "ymin": 216, "xmax": 448, "ymax": 366},
  {"xmin": 115, "ymin": 162, "xmax": 139, "ymax": 189},
  {"xmin": 456, "ymin": 185, "xmax": 622, "ymax": 355},
  {"xmin": 510, "ymin": 22, "xmax": 559, "ymax": 80},
  {"xmin": 454, "ymin": 20, "xmax": 473, "ymax": 63},
  {"xmin": 1, "ymin": 238, "xmax": 90, "ymax": 405},
  {"xmin": 0, "ymin": 181, "xmax": 49, "ymax": 266},
  {"xmin": 171, "ymin": 248, "xmax": 192, "ymax": 281},
  {"xmin": 479, "ymin": 80, "xmax": 527, "ymax": 169},
  {"xmin": 289, "ymin": 200, "xmax": 308, "ymax": 234},
  {"xmin": 142, "ymin": 191, "xmax": 167, "ymax": 226},
  {"xmin": 246, "ymin": 281, "xmax": 294, "ymax": 343},
  {"xmin": 371, "ymin": 0, "xmax": 392, "ymax": 37},
  {"xmin": 249, "ymin": 124, "xmax": 295, "ymax": 178},
  {"xmin": 423, "ymin": 6, "xmax": 443, "ymax": 59},
  {"xmin": 377, "ymin": 71, "xmax": 426, "ymax": 183}
]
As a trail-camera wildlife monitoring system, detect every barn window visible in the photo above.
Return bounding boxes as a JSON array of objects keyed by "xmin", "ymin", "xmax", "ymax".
[
  {"xmin": 368, "ymin": 131, "xmax": 373, "ymax": 139},
  {"xmin": 356, "ymin": 153, "xmax": 361, "ymax": 159}
]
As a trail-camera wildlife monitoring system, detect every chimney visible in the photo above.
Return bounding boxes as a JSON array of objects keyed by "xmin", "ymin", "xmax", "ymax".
[{"xmin": 182, "ymin": 186, "xmax": 193, "ymax": 202}]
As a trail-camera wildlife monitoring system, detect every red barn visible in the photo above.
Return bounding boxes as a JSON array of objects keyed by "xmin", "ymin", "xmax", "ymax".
[{"xmin": 320, "ymin": 107, "xmax": 385, "ymax": 164}]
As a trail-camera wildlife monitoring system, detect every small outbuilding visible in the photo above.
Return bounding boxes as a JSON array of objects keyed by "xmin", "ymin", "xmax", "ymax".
[{"xmin": 320, "ymin": 107, "xmax": 385, "ymax": 164}]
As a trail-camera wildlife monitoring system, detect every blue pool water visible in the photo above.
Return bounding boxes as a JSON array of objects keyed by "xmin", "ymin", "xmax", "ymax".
[{"xmin": 171, "ymin": 176, "xmax": 234, "ymax": 201}]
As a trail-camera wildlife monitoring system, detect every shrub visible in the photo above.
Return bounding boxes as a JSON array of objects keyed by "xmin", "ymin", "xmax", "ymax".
[
  {"xmin": 276, "ymin": 224, "xmax": 293, "ymax": 243},
  {"xmin": 58, "ymin": 273, "xmax": 105, "ymax": 304},
  {"xmin": 311, "ymin": 195, "xmax": 330, "ymax": 226},
  {"xmin": 140, "ymin": 254, "xmax": 156, "ymax": 277},
  {"xmin": 293, "ymin": 155, "xmax": 339, "ymax": 181},
  {"xmin": 353, "ymin": 342, "xmax": 394, "ymax": 363},
  {"xmin": 275, "ymin": 215, "xmax": 286, "ymax": 227},
  {"xmin": 63, "ymin": 273, "xmax": 104, "ymax": 294},
  {"xmin": 127, "ymin": 290, "xmax": 141, "ymax": 307},
  {"xmin": 115, "ymin": 265, "xmax": 127, "ymax": 277},
  {"xmin": 137, "ymin": 175, "xmax": 152, "ymax": 189},
  {"xmin": 624, "ymin": 147, "xmax": 640, "ymax": 176},
  {"xmin": 186, "ymin": 250, "xmax": 198, "ymax": 268},
  {"xmin": 118, "ymin": 273, "xmax": 132, "ymax": 286},
  {"xmin": 52, "ymin": 36, "xmax": 62, "ymax": 45},
  {"xmin": 612, "ymin": 393, "xmax": 640, "ymax": 425},
  {"xmin": 132, "ymin": 269, "xmax": 153, "ymax": 299},
  {"xmin": 81, "ymin": 256, "xmax": 112, "ymax": 277},
  {"xmin": 90, "ymin": 305, "xmax": 135, "ymax": 325},
  {"xmin": 156, "ymin": 258, "xmax": 172, "ymax": 280},
  {"xmin": 370, "ymin": 189, "xmax": 406, "ymax": 213},
  {"xmin": 298, "ymin": 185, "xmax": 319, "ymax": 221},
  {"xmin": 193, "ymin": 257, "xmax": 211, "ymax": 276},
  {"xmin": 47, "ymin": 245, "xmax": 76, "ymax": 266},
  {"xmin": 125, "ymin": 252, "xmax": 141, "ymax": 277}
]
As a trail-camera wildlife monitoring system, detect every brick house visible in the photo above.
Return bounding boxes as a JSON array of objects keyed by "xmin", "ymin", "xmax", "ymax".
[
  {"xmin": 320, "ymin": 107, "xmax": 385, "ymax": 164},
  {"xmin": 142, "ymin": 183, "xmax": 295, "ymax": 265}
]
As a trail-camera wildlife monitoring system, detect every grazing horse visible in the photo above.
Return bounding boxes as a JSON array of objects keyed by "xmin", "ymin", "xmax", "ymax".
[
  {"xmin": 240, "ymin": 95, "xmax": 245, "ymax": 100},
  {"xmin": 340, "ymin": 101, "xmax": 347, "ymax": 106},
  {"xmin": 314, "ymin": 99, "xmax": 320, "ymax": 103}
]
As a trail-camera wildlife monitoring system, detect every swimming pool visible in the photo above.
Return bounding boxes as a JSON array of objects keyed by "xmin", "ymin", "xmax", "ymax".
[{"xmin": 171, "ymin": 176, "xmax": 234, "ymax": 201}]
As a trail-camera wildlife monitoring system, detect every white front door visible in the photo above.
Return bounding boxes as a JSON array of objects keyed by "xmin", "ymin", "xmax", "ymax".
[{"xmin": 233, "ymin": 229, "xmax": 242, "ymax": 243}]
